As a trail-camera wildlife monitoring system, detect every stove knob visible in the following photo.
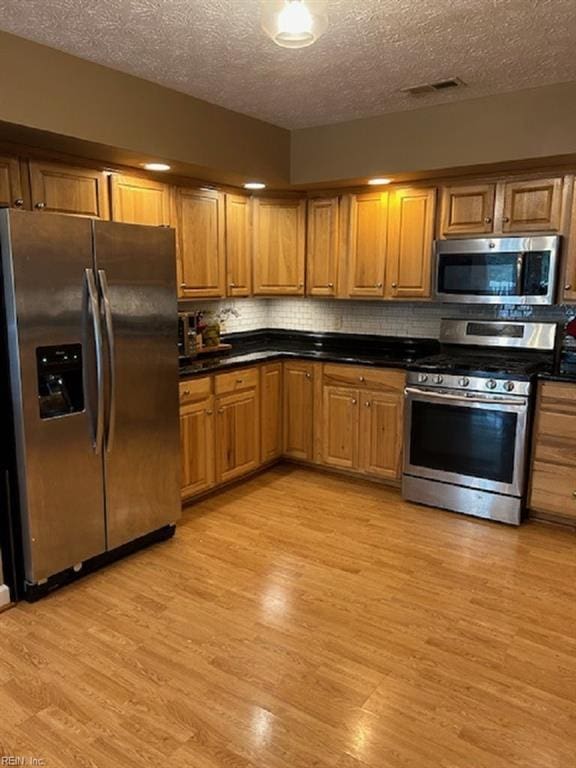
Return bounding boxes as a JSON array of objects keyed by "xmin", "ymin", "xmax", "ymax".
[
  {"xmin": 486, "ymin": 379, "xmax": 497, "ymax": 390},
  {"xmin": 418, "ymin": 373, "xmax": 428, "ymax": 383},
  {"xmin": 434, "ymin": 375, "xmax": 444, "ymax": 385},
  {"xmin": 459, "ymin": 377, "xmax": 470, "ymax": 387},
  {"xmin": 503, "ymin": 381, "xmax": 515, "ymax": 392}
]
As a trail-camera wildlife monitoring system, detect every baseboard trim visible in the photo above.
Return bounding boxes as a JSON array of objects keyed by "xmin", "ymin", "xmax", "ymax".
[{"xmin": 0, "ymin": 584, "xmax": 11, "ymax": 609}]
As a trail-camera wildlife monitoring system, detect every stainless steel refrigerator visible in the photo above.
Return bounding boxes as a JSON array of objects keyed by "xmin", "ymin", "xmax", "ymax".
[{"xmin": 0, "ymin": 209, "xmax": 181, "ymax": 598}]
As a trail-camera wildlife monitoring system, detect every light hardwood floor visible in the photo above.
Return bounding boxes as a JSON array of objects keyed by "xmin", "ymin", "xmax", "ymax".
[{"xmin": 0, "ymin": 465, "xmax": 575, "ymax": 767}]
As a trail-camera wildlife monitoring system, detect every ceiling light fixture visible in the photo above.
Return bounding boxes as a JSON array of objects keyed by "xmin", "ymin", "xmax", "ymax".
[
  {"xmin": 143, "ymin": 162, "xmax": 171, "ymax": 172},
  {"xmin": 261, "ymin": 0, "xmax": 328, "ymax": 49},
  {"xmin": 244, "ymin": 182, "xmax": 267, "ymax": 190},
  {"xmin": 368, "ymin": 178, "xmax": 393, "ymax": 186}
]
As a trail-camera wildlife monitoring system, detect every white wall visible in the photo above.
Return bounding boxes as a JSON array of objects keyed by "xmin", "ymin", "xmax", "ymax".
[{"xmin": 179, "ymin": 298, "xmax": 575, "ymax": 339}]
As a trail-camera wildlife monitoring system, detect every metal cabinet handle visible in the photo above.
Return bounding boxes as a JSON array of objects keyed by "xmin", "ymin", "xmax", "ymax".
[
  {"xmin": 359, "ymin": 376, "xmax": 365, "ymax": 382},
  {"xmin": 391, "ymin": 282, "xmax": 398, "ymax": 289},
  {"xmin": 484, "ymin": 216, "xmax": 492, "ymax": 223},
  {"xmin": 327, "ymin": 282, "xmax": 334, "ymax": 288},
  {"xmin": 182, "ymin": 390, "xmax": 191, "ymax": 397},
  {"xmin": 35, "ymin": 202, "xmax": 46, "ymax": 210},
  {"xmin": 572, "ymin": 491, "xmax": 576, "ymax": 498},
  {"xmin": 365, "ymin": 401, "xmax": 371, "ymax": 407},
  {"xmin": 206, "ymin": 409, "xmax": 213, "ymax": 416},
  {"xmin": 236, "ymin": 379, "xmax": 244, "ymax": 385},
  {"xmin": 218, "ymin": 408, "xmax": 224, "ymax": 414},
  {"xmin": 298, "ymin": 283, "xmax": 304, "ymax": 288},
  {"xmin": 98, "ymin": 269, "xmax": 116, "ymax": 453},
  {"xmin": 180, "ymin": 282, "xmax": 186, "ymax": 288},
  {"xmin": 84, "ymin": 269, "xmax": 104, "ymax": 455},
  {"xmin": 351, "ymin": 398, "xmax": 357, "ymax": 405},
  {"xmin": 229, "ymin": 282, "xmax": 236, "ymax": 288},
  {"xmin": 13, "ymin": 198, "xmax": 24, "ymax": 208},
  {"xmin": 305, "ymin": 372, "xmax": 312, "ymax": 379},
  {"xmin": 374, "ymin": 282, "xmax": 383, "ymax": 288},
  {"xmin": 565, "ymin": 284, "xmax": 572, "ymax": 291},
  {"xmin": 502, "ymin": 216, "xmax": 510, "ymax": 223}
]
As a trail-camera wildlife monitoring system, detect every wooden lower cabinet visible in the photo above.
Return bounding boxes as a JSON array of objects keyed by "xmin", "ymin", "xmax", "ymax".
[
  {"xmin": 529, "ymin": 381, "xmax": 576, "ymax": 524},
  {"xmin": 215, "ymin": 387, "xmax": 260, "ymax": 484},
  {"xmin": 320, "ymin": 379, "xmax": 404, "ymax": 481},
  {"xmin": 261, "ymin": 363, "xmax": 283, "ymax": 463},
  {"xmin": 359, "ymin": 390, "xmax": 404, "ymax": 480},
  {"xmin": 322, "ymin": 386, "xmax": 359, "ymax": 470},
  {"xmin": 180, "ymin": 361, "xmax": 405, "ymax": 503},
  {"xmin": 283, "ymin": 361, "xmax": 316, "ymax": 461},
  {"xmin": 180, "ymin": 396, "xmax": 215, "ymax": 499}
]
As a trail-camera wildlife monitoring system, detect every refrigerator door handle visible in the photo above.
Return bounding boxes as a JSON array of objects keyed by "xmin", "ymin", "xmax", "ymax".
[
  {"xmin": 84, "ymin": 268, "xmax": 104, "ymax": 454},
  {"xmin": 98, "ymin": 269, "xmax": 116, "ymax": 453}
]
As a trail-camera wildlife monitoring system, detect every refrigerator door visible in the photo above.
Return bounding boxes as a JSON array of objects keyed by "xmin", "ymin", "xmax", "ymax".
[
  {"xmin": 93, "ymin": 221, "xmax": 180, "ymax": 550},
  {"xmin": 0, "ymin": 210, "xmax": 106, "ymax": 584}
]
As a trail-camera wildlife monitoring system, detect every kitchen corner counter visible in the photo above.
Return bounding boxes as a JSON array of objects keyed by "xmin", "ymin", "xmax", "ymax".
[{"xmin": 179, "ymin": 329, "xmax": 439, "ymax": 379}]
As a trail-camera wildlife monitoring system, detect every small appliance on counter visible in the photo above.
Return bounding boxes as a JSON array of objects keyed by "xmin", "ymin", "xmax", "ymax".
[{"xmin": 178, "ymin": 311, "xmax": 199, "ymax": 360}]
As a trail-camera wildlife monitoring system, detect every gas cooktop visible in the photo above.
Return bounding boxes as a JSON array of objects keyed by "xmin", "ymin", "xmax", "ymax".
[{"xmin": 410, "ymin": 349, "xmax": 554, "ymax": 379}]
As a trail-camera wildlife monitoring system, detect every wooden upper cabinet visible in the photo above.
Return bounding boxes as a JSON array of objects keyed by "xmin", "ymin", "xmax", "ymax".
[
  {"xmin": 29, "ymin": 161, "xmax": 109, "ymax": 218},
  {"xmin": 387, "ymin": 187, "xmax": 436, "ymax": 299},
  {"xmin": 0, "ymin": 156, "xmax": 24, "ymax": 208},
  {"xmin": 283, "ymin": 361, "xmax": 315, "ymax": 461},
  {"xmin": 321, "ymin": 386, "xmax": 359, "ymax": 470},
  {"xmin": 252, "ymin": 198, "xmax": 306, "ymax": 295},
  {"xmin": 177, "ymin": 188, "xmax": 225, "ymax": 299},
  {"xmin": 260, "ymin": 362, "xmax": 283, "ymax": 464},
  {"xmin": 440, "ymin": 183, "xmax": 495, "ymax": 236},
  {"xmin": 306, "ymin": 197, "xmax": 339, "ymax": 297},
  {"xmin": 501, "ymin": 178, "xmax": 563, "ymax": 233},
  {"xmin": 225, "ymin": 194, "xmax": 252, "ymax": 297},
  {"xmin": 563, "ymin": 177, "xmax": 576, "ymax": 302},
  {"xmin": 110, "ymin": 173, "xmax": 171, "ymax": 226},
  {"xmin": 344, "ymin": 191, "xmax": 388, "ymax": 297}
]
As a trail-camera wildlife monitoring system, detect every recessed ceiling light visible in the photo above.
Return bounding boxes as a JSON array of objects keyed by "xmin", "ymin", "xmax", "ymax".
[
  {"xmin": 244, "ymin": 182, "xmax": 266, "ymax": 190},
  {"xmin": 368, "ymin": 177, "xmax": 392, "ymax": 186},
  {"xmin": 143, "ymin": 162, "xmax": 171, "ymax": 172}
]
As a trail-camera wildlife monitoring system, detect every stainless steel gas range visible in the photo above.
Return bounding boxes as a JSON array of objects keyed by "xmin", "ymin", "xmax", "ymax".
[{"xmin": 402, "ymin": 319, "xmax": 557, "ymax": 525}]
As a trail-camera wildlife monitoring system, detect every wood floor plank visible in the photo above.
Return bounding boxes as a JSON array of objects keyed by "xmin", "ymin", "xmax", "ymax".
[{"xmin": 0, "ymin": 464, "xmax": 574, "ymax": 767}]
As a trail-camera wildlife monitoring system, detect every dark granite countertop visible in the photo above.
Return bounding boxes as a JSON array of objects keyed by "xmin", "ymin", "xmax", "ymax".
[
  {"xmin": 538, "ymin": 371, "xmax": 576, "ymax": 384},
  {"xmin": 179, "ymin": 329, "xmax": 439, "ymax": 379}
]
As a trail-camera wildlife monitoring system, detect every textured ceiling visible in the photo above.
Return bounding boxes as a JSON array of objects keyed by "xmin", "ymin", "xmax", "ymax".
[{"xmin": 1, "ymin": 0, "xmax": 576, "ymax": 129}]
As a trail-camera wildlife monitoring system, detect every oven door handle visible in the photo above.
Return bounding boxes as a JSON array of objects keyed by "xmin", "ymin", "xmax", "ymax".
[{"xmin": 405, "ymin": 387, "xmax": 527, "ymax": 408}]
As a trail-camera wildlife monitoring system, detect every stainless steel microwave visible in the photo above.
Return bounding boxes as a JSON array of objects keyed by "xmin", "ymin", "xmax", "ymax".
[{"xmin": 434, "ymin": 236, "xmax": 560, "ymax": 305}]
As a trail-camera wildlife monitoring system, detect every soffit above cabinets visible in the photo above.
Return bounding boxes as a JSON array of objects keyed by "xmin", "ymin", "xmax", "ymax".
[{"xmin": 0, "ymin": 0, "xmax": 575, "ymax": 129}]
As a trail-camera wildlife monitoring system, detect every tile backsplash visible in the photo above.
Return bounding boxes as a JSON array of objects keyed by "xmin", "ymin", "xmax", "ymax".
[{"xmin": 179, "ymin": 298, "xmax": 576, "ymax": 339}]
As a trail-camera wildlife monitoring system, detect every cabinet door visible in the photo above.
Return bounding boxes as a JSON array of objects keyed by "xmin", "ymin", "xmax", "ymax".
[
  {"xmin": 216, "ymin": 389, "xmax": 260, "ymax": 484},
  {"xmin": 307, "ymin": 197, "xmax": 339, "ymax": 296},
  {"xmin": 345, "ymin": 191, "xmax": 388, "ymax": 297},
  {"xmin": 562, "ymin": 178, "xmax": 576, "ymax": 301},
  {"xmin": 29, "ymin": 161, "xmax": 109, "ymax": 218},
  {"xmin": 110, "ymin": 174, "xmax": 171, "ymax": 226},
  {"xmin": 439, "ymin": 184, "xmax": 496, "ymax": 236},
  {"xmin": 178, "ymin": 188, "xmax": 225, "ymax": 298},
  {"xmin": 180, "ymin": 397, "xmax": 215, "ymax": 499},
  {"xmin": 253, "ymin": 198, "xmax": 306, "ymax": 295},
  {"xmin": 530, "ymin": 463, "xmax": 576, "ymax": 521},
  {"xmin": 359, "ymin": 390, "xmax": 403, "ymax": 480},
  {"xmin": 321, "ymin": 386, "xmax": 359, "ymax": 470},
  {"xmin": 261, "ymin": 363, "xmax": 283, "ymax": 463},
  {"xmin": 0, "ymin": 155, "xmax": 24, "ymax": 208},
  {"xmin": 226, "ymin": 194, "xmax": 252, "ymax": 296},
  {"xmin": 387, "ymin": 187, "xmax": 436, "ymax": 299},
  {"xmin": 283, "ymin": 361, "xmax": 314, "ymax": 460},
  {"xmin": 501, "ymin": 178, "xmax": 563, "ymax": 233}
]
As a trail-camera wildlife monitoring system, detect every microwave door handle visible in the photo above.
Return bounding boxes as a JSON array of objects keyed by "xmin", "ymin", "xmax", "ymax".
[
  {"xmin": 84, "ymin": 269, "xmax": 104, "ymax": 454},
  {"xmin": 405, "ymin": 387, "xmax": 526, "ymax": 408},
  {"xmin": 98, "ymin": 269, "xmax": 116, "ymax": 453},
  {"xmin": 517, "ymin": 252, "xmax": 526, "ymax": 295}
]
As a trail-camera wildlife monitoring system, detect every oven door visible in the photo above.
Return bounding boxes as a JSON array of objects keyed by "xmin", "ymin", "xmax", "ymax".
[{"xmin": 404, "ymin": 387, "xmax": 529, "ymax": 496}]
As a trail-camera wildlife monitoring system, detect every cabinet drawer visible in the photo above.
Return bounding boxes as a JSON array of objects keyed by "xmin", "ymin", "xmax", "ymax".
[
  {"xmin": 539, "ymin": 381, "xmax": 576, "ymax": 410},
  {"xmin": 323, "ymin": 364, "xmax": 405, "ymax": 393},
  {"xmin": 215, "ymin": 367, "xmax": 258, "ymax": 395},
  {"xmin": 530, "ymin": 461, "xmax": 576, "ymax": 520},
  {"xmin": 179, "ymin": 377, "xmax": 212, "ymax": 404}
]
